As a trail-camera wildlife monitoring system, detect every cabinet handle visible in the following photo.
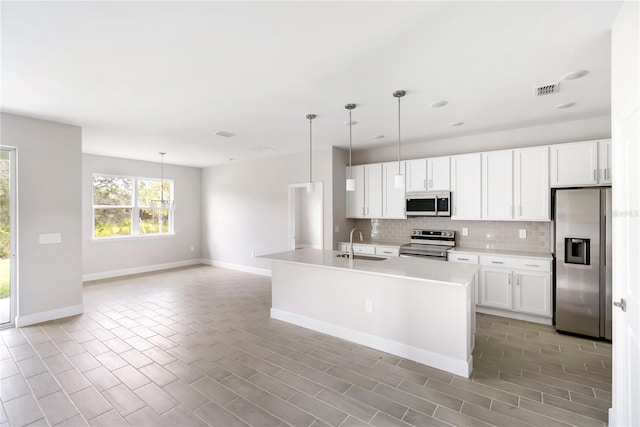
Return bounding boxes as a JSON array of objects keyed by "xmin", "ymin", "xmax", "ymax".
[
  {"xmin": 458, "ymin": 258, "xmax": 470, "ymax": 261},
  {"xmin": 524, "ymin": 264, "xmax": 539, "ymax": 267},
  {"xmin": 508, "ymin": 274, "xmax": 511, "ymax": 285},
  {"xmin": 382, "ymin": 251, "xmax": 392, "ymax": 254},
  {"xmin": 593, "ymin": 169, "xmax": 597, "ymax": 181},
  {"xmin": 491, "ymin": 261, "xmax": 504, "ymax": 264},
  {"xmin": 516, "ymin": 275, "xmax": 520, "ymax": 286},
  {"xmin": 428, "ymin": 179, "xmax": 433, "ymax": 189}
]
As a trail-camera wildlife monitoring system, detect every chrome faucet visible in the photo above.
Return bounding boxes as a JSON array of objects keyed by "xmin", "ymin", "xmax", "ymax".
[{"xmin": 349, "ymin": 227, "xmax": 364, "ymax": 263}]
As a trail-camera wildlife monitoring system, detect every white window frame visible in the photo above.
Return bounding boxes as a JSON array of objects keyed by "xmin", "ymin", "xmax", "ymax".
[{"xmin": 92, "ymin": 173, "xmax": 175, "ymax": 239}]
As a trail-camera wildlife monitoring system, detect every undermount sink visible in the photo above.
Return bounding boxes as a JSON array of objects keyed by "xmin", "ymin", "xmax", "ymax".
[{"xmin": 336, "ymin": 253, "xmax": 386, "ymax": 261}]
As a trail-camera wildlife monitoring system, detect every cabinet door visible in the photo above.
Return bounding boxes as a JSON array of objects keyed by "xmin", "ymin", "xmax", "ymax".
[
  {"xmin": 405, "ymin": 159, "xmax": 427, "ymax": 192},
  {"xmin": 365, "ymin": 164, "xmax": 383, "ymax": 218},
  {"xmin": 598, "ymin": 139, "xmax": 612, "ymax": 184},
  {"xmin": 479, "ymin": 267, "xmax": 512, "ymax": 310},
  {"xmin": 482, "ymin": 150, "xmax": 513, "ymax": 219},
  {"xmin": 451, "ymin": 153, "xmax": 482, "ymax": 220},
  {"xmin": 346, "ymin": 165, "xmax": 365, "ymax": 218},
  {"xmin": 514, "ymin": 146, "xmax": 550, "ymax": 221},
  {"xmin": 382, "ymin": 162, "xmax": 406, "ymax": 219},
  {"xmin": 513, "ymin": 270, "xmax": 551, "ymax": 316},
  {"xmin": 427, "ymin": 156, "xmax": 450, "ymax": 191},
  {"xmin": 550, "ymin": 141, "xmax": 599, "ymax": 186}
]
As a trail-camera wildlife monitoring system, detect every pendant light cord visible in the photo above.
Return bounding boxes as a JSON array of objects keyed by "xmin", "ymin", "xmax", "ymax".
[
  {"xmin": 349, "ymin": 108, "xmax": 353, "ymax": 179},
  {"xmin": 397, "ymin": 95, "xmax": 401, "ymax": 174},
  {"xmin": 309, "ymin": 117, "xmax": 312, "ymax": 184}
]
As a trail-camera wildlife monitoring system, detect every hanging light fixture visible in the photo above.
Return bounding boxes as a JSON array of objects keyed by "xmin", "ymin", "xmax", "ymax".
[
  {"xmin": 306, "ymin": 114, "xmax": 316, "ymax": 193},
  {"xmin": 150, "ymin": 152, "xmax": 174, "ymax": 210},
  {"xmin": 393, "ymin": 90, "xmax": 406, "ymax": 188},
  {"xmin": 345, "ymin": 103, "xmax": 356, "ymax": 192}
]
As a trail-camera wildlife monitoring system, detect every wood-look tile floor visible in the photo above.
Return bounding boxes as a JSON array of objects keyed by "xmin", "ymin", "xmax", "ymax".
[{"xmin": 0, "ymin": 266, "xmax": 612, "ymax": 427}]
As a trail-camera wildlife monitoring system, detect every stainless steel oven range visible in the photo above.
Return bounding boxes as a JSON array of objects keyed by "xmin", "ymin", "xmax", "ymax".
[{"xmin": 399, "ymin": 229, "xmax": 456, "ymax": 260}]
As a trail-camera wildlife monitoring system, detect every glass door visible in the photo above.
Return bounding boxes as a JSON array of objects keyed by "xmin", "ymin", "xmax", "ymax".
[{"xmin": 1, "ymin": 147, "xmax": 16, "ymax": 327}]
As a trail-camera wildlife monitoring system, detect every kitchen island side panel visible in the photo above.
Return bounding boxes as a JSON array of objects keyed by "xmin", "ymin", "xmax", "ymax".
[{"xmin": 270, "ymin": 261, "xmax": 474, "ymax": 377}]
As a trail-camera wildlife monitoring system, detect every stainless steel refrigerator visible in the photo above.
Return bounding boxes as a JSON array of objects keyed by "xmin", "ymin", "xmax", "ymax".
[{"xmin": 554, "ymin": 188, "xmax": 612, "ymax": 339}]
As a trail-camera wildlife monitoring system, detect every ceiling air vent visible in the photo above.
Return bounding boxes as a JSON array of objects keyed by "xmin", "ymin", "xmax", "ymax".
[
  {"xmin": 535, "ymin": 82, "xmax": 560, "ymax": 96},
  {"xmin": 246, "ymin": 145, "xmax": 274, "ymax": 152}
]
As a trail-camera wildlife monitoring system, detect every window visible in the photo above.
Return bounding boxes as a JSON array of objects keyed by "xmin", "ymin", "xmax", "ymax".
[{"xmin": 93, "ymin": 174, "xmax": 174, "ymax": 238}]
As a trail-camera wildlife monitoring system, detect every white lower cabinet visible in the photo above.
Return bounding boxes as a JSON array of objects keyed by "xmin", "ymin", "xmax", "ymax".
[
  {"xmin": 478, "ymin": 267, "xmax": 513, "ymax": 310},
  {"xmin": 449, "ymin": 251, "xmax": 552, "ymax": 324}
]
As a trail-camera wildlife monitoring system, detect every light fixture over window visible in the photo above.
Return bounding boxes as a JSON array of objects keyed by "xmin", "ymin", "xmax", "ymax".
[
  {"xmin": 306, "ymin": 114, "xmax": 316, "ymax": 193},
  {"xmin": 345, "ymin": 103, "xmax": 356, "ymax": 192},
  {"xmin": 150, "ymin": 152, "xmax": 174, "ymax": 210},
  {"xmin": 393, "ymin": 90, "xmax": 406, "ymax": 188}
]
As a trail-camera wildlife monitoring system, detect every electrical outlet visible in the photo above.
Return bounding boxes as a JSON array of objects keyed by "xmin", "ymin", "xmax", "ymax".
[
  {"xmin": 365, "ymin": 299, "xmax": 373, "ymax": 313},
  {"xmin": 462, "ymin": 227, "xmax": 469, "ymax": 236},
  {"xmin": 519, "ymin": 229, "xmax": 527, "ymax": 239}
]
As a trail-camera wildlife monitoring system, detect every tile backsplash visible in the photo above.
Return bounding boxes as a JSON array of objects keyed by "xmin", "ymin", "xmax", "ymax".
[{"xmin": 353, "ymin": 218, "xmax": 551, "ymax": 253}]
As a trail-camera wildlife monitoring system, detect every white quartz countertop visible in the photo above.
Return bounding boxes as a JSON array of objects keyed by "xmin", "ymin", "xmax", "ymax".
[
  {"xmin": 449, "ymin": 247, "xmax": 553, "ymax": 260},
  {"xmin": 262, "ymin": 248, "xmax": 479, "ymax": 286}
]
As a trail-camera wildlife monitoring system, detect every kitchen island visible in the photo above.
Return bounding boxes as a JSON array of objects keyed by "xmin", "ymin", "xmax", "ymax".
[{"xmin": 262, "ymin": 248, "xmax": 480, "ymax": 378}]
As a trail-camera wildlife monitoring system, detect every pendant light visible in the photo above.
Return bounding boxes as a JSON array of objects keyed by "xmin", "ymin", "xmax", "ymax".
[
  {"xmin": 393, "ymin": 90, "xmax": 406, "ymax": 188},
  {"xmin": 150, "ymin": 152, "xmax": 174, "ymax": 210},
  {"xmin": 306, "ymin": 114, "xmax": 316, "ymax": 193},
  {"xmin": 345, "ymin": 103, "xmax": 356, "ymax": 192}
]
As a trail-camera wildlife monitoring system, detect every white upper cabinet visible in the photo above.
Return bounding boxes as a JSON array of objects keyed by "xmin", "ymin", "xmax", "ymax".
[
  {"xmin": 550, "ymin": 140, "xmax": 608, "ymax": 187},
  {"xmin": 405, "ymin": 159, "xmax": 427, "ymax": 192},
  {"xmin": 482, "ymin": 150, "xmax": 513, "ymax": 220},
  {"xmin": 346, "ymin": 165, "xmax": 365, "ymax": 218},
  {"xmin": 427, "ymin": 156, "xmax": 451, "ymax": 191},
  {"xmin": 451, "ymin": 153, "xmax": 482, "ymax": 220},
  {"xmin": 345, "ymin": 164, "xmax": 382, "ymax": 218},
  {"xmin": 598, "ymin": 139, "xmax": 612, "ymax": 184},
  {"xmin": 514, "ymin": 146, "xmax": 550, "ymax": 221},
  {"xmin": 382, "ymin": 162, "xmax": 406, "ymax": 219}
]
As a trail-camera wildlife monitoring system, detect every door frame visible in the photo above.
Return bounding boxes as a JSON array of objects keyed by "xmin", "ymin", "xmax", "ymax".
[
  {"xmin": 1, "ymin": 146, "xmax": 17, "ymax": 328},
  {"xmin": 287, "ymin": 182, "xmax": 323, "ymax": 251}
]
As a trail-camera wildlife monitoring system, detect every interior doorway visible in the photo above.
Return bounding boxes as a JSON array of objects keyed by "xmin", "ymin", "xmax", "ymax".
[
  {"xmin": 288, "ymin": 182, "xmax": 323, "ymax": 250},
  {"xmin": 0, "ymin": 147, "xmax": 16, "ymax": 328}
]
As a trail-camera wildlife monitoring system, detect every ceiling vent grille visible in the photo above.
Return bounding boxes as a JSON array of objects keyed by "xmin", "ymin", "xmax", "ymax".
[
  {"xmin": 535, "ymin": 82, "xmax": 560, "ymax": 96},
  {"xmin": 246, "ymin": 145, "xmax": 274, "ymax": 152}
]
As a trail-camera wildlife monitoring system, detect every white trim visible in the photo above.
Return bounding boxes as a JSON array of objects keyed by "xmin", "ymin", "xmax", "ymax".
[
  {"xmin": 16, "ymin": 304, "xmax": 84, "ymax": 328},
  {"xmin": 203, "ymin": 259, "xmax": 272, "ymax": 277},
  {"xmin": 475, "ymin": 306, "xmax": 553, "ymax": 325},
  {"xmin": 271, "ymin": 308, "xmax": 472, "ymax": 378},
  {"xmin": 82, "ymin": 259, "xmax": 203, "ymax": 281}
]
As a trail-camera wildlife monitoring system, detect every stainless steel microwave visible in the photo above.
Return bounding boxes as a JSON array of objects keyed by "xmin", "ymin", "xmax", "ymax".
[{"xmin": 405, "ymin": 191, "xmax": 451, "ymax": 217}]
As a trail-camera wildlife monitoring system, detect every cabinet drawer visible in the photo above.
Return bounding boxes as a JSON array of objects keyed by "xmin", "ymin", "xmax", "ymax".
[
  {"xmin": 353, "ymin": 245, "xmax": 376, "ymax": 255},
  {"xmin": 480, "ymin": 255, "xmax": 551, "ymax": 272},
  {"xmin": 375, "ymin": 247, "xmax": 400, "ymax": 257},
  {"xmin": 449, "ymin": 253, "xmax": 479, "ymax": 264}
]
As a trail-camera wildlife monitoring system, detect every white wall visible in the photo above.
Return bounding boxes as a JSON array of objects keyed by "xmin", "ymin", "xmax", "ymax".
[
  {"xmin": 82, "ymin": 154, "xmax": 202, "ymax": 280},
  {"xmin": 353, "ymin": 115, "xmax": 611, "ymax": 164},
  {"xmin": 1, "ymin": 113, "xmax": 83, "ymax": 326},
  {"xmin": 202, "ymin": 147, "xmax": 335, "ymax": 274}
]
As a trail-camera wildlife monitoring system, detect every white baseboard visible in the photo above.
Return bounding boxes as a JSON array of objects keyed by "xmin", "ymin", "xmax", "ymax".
[
  {"xmin": 271, "ymin": 308, "xmax": 472, "ymax": 378},
  {"xmin": 16, "ymin": 304, "xmax": 84, "ymax": 327},
  {"xmin": 476, "ymin": 306, "xmax": 553, "ymax": 325},
  {"xmin": 82, "ymin": 259, "xmax": 205, "ymax": 282},
  {"xmin": 203, "ymin": 259, "xmax": 272, "ymax": 277}
]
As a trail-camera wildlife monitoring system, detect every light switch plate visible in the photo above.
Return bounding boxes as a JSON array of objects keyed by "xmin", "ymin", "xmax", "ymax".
[
  {"xmin": 462, "ymin": 227, "xmax": 469, "ymax": 236},
  {"xmin": 519, "ymin": 229, "xmax": 527, "ymax": 239}
]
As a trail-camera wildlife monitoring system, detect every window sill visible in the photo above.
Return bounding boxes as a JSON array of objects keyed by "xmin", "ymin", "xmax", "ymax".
[{"xmin": 91, "ymin": 233, "xmax": 176, "ymax": 243}]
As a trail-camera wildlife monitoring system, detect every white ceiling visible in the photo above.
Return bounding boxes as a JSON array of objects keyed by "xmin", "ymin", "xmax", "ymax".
[{"xmin": 1, "ymin": 1, "xmax": 621, "ymax": 168}]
